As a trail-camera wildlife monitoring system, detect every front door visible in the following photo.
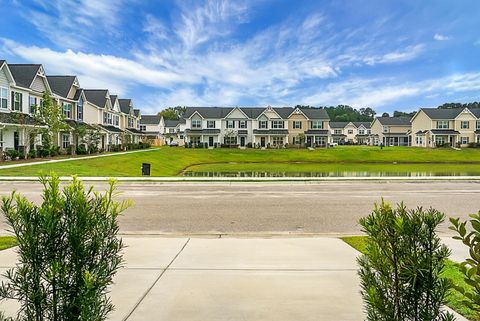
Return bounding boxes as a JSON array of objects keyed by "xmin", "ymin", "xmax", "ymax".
[
  {"xmin": 240, "ymin": 136, "xmax": 245, "ymax": 147},
  {"xmin": 260, "ymin": 137, "xmax": 266, "ymax": 147},
  {"xmin": 13, "ymin": 132, "xmax": 19, "ymax": 151},
  {"xmin": 208, "ymin": 136, "xmax": 214, "ymax": 147}
]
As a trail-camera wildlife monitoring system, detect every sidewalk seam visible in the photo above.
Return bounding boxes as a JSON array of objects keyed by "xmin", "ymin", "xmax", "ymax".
[{"xmin": 122, "ymin": 238, "xmax": 190, "ymax": 321}]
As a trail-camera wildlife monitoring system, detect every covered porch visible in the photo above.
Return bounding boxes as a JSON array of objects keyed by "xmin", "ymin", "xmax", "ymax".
[
  {"xmin": 429, "ymin": 129, "xmax": 460, "ymax": 147},
  {"xmin": 97, "ymin": 125, "xmax": 125, "ymax": 151},
  {"xmin": 382, "ymin": 133, "xmax": 411, "ymax": 146},
  {"xmin": 253, "ymin": 129, "xmax": 288, "ymax": 148},
  {"xmin": 185, "ymin": 129, "xmax": 221, "ymax": 147},
  {"xmin": 304, "ymin": 130, "xmax": 329, "ymax": 148}
]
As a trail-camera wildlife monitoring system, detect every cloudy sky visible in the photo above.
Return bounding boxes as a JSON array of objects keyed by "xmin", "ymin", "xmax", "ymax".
[{"xmin": 1, "ymin": 0, "xmax": 479, "ymax": 114}]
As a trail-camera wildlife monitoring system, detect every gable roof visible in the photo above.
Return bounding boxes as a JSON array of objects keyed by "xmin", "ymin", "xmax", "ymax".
[
  {"xmin": 83, "ymin": 89, "xmax": 109, "ymax": 108},
  {"xmin": 420, "ymin": 108, "xmax": 463, "ymax": 120},
  {"xmin": 110, "ymin": 95, "xmax": 118, "ymax": 106},
  {"xmin": 300, "ymin": 108, "xmax": 330, "ymax": 120},
  {"xmin": 329, "ymin": 122, "xmax": 349, "ymax": 128},
  {"xmin": 119, "ymin": 99, "xmax": 132, "ymax": 114},
  {"xmin": 73, "ymin": 88, "xmax": 84, "ymax": 101},
  {"xmin": 8, "ymin": 64, "xmax": 42, "ymax": 88},
  {"xmin": 353, "ymin": 121, "xmax": 371, "ymax": 129},
  {"xmin": 134, "ymin": 109, "xmax": 140, "ymax": 117},
  {"xmin": 47, "ymin": 76, "xmax": 76, "ymax": 98},
  {"xmin": 375, "ymin": 117, "xmax": 411, "ymax": 126},
  {"xmin": 165, "ymin": 119, "xmax": 181, "ymax": 127},
  {"xmin": 184, "ymin": 107, "xmax": 234, "ymax": 119},
  {"xmin": 140, "ymin": 115, "xmax": 160, "ymax": 125}
]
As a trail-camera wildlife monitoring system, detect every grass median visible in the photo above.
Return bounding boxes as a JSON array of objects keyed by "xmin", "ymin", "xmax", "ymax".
[
  {"xmin": 0, "ymin": 146, "xmax": 479, "ymax": 177},
  {"xmin": 341, "ymin": 236, "xmax": 476, "ymax": 320},
  {"xmin": 0, "ymin": 236, "xmax": 17, "ymax": 251}
]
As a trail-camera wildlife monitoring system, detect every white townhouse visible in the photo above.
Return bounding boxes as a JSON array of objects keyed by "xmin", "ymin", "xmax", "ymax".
[
  {"xmin": 330, "ymin": 122, "xmax": 372, "ymax": 145},
  {"xmin": 139, "ymin": 114, "xmax": 162, "ymax": 142},
  {"xmin": 411, "ymin": 108, "xmax": 480, "ymax": 148},
  {"xmin": 119, "ymin": 99, "xmax": 143, "ymax": 144},
  {"xmin": 83, "ymin": 90, "xmax": 123, "ymax": 150},
  {"xmin": 159, "ymin": 117, "xmax": 185, "ymax": 146},
  {"xmin": 3, "ymin": 63, "xmax": 50, "ymax": 152},
  {"xmin": 182, "ymin": 106, "xmax": 330, "ymax": 148}
]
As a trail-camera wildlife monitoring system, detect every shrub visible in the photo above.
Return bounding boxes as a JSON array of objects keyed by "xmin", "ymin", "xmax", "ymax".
[
  {"xmin": 5, "ymin": 150, "xmax": 19, "ymax": 160},
  {"xmin": 0, "ymin": 175, "xmax": 129, "ymax": 321},
  {"xmin": 27, "ymin": 150, "xmax": 36, "ymax": 159},
  {"xmin": 450, "ymin": 211, "xmax": 480, "ymax": 314},
  {"xmin": 358, "ymin": 200, "xmax": 453, "ymax": 321},
  {"xmin": 76, "ymin": 144, "xmax": 87, "ymax": 155}
]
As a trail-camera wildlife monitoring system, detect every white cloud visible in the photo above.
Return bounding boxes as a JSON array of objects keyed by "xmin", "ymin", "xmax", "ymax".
[
  {"xmin": 434, "ymin": 33, "xmax": 450, "ymax": 41},
  {"xmin": 363, "ymin": 44, "xmax": 425, "ymax": 65}
]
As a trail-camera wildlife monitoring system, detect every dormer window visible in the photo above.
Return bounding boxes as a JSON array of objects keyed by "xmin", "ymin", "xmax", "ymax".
[{"xmin": 437, "ymin": 120, "xmax": 449, "ymax": 129}]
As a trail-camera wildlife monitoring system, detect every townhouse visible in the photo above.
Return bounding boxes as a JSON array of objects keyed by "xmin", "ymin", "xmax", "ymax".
[
  {"xmin": 159, "ymin": 117, "xmax": 185, "ymax": 146},
  {"xmin": 370, "ymin": 116, "xmax": 412, "ymax": 146},
  {"xmin": 411, "ymin": 108, "xmax": 480, "ymax": 147},
  {"xmin": 181, "ymin": 106, "xmax": 330, "ymax": 148},
  {"xmin": 329, "ymin": 122, "xmax": 372, "ymax": 145},
  {"xmin": 140, "ymin": 115, "xmax": 162, "ymax": 144},
  {"xmin": 119, "ymin": 99, "xmax": 143, "ymax": 144}
]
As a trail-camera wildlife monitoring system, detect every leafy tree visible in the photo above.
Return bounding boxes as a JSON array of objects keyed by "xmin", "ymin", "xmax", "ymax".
[
  {"xmin": 82, "ymin": 127, "xmax": 103, "ymax": 154},
  {"xmin": 0, "ymin": 175, "xmax": 129, "ymax": 321},
  {"xmin": 358, "ymin": 201, "xmax": 454, "ymax": 321},
  {"xmin": 450, "ymin": 211, "xmax": 480, "ymax": 315},
  {"xmin": 438, "ymin": 102, "xmax": 480, "ymax": 109},
  {"xmin": 381, "ymin": 112, "xmax": 390, "ymax": 117},
  {"xmin": 323, "ymin": 105, "xmax": 376, "ymax": 122},
  {"xmin": 10, "ymin": 113, "xmax": 44, "ymax": 159},
  {"xmin": 393, "ymin": 110, "xmax": 416, "ymax": 118},
  {"xmin": 34, "ymin": 91, "xmax": 68, "ymax": 150},
  {"xmin": 158, "ymin": 106, "xmax": 186, "ymax": 120}
]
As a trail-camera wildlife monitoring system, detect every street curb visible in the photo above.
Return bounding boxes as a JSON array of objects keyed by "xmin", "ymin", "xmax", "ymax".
[{"xmin": 0, "ymin": 176, "xmax": 479, "ymax": 182}]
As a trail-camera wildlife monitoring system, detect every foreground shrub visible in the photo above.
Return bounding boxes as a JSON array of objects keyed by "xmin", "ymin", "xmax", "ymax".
[
  {"xmin": 450, "ymin": 212, "xmax": 480, "ymax": 316},
  {"xmin": 0, "ymin": 175, "xmax": 130, "ymax": 321},
  {"xmin": 358, "ymin": 200, "xmax": 454, "ymax": 321}
]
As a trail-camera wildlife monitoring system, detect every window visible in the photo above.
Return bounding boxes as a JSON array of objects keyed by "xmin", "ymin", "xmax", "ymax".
[
  {"xmin": 128, "ymin": 117, "xmax": 134, "ymax": 128},
  {"xmin": 461, "ymin": 121, "xmax": 469, "ymax": 129},
  {"xmin": 334, "ymin": 129, "xmax": 342, "ymax": 135},
  {"xmin": 115, "ymin": 115, "xmax": 119, "ymax": 126},
  {"xmin": 12, "ymin": 92, "xmax": 22, "ymax": 111},
  {"xmin": 293, "ymin": 121, "xmax": 302, "ymax": 129},
  {"xmin": 191, "ymin": 136, "xmax": 201, "ymax": 144},
  {"xmin": 272, "ymin": 136, "xmax": 284, "ymax": 145},
  {"xmin": 314, "ymin": 136, "xmax": 326, "ymax": 146},
  {"xmin": 358, "ymin": 129, "xmax": 365, "ymax": 135},
  {"xmin": 239, "ymin": 120, "xmax": 247, "ymax": 129},
  {"xmin": 207, "ymin": 120, "xmax": 215, "ymax": 128},
  {"xmin": 435, "ymin": 136, "xmax": 445, "ymax": 146},
  {"xmin": 271, "ymin": 120, "xmax": 284, "ymax": 129},
  {"xmin": 29, "ymin": 96, "xmax": 37, "ymax": 113},
  {"xmin": 416, "ymin": 136, "xmax": 423, "ymax": 145},
  {"xmin": 383, "ymin": 126, "xmax": 389, "ymax": 133},
  {"xmin": 437, "ymin": 120, "xmax": 449, "ymax": 129},
  {"xmin": 77, "ymin": 97, "xmax": 83, "ymax": 121},
  {"xmin": 192, "ymin": 119, "xmax": 202, "ymax": 129},
  {"xmin": 477, "ymin": 121, "xmax": 480, "ymax": 129},
  {"xmin": 0, "ymin": 87, "xmax": 7, "ymax": 109},
  {"xmin": 62, "ymin": 133, "xmax": 70, "ymax": 149},
  {"xmin": 311, "ymin": 121, "xmax": 323, "ymax": 129},
  {"xmin": 367, "ymin": 130, "xmax": 371, "ymax": 134},
  {"xmin": 226, "ymin": 120, "xmax": 235, "ymax": 128},
  {"xmin": 140, "ymin": 125, "xmax": 146, "ymax": 131},
  {"xmin": 168, "ymin": 128, "xmax": 175, "ymax": 133},
  {"xmin": 348, "ymin": 129, "xmax": 354, "ymax": 134},
  {"xmin": 224, "ymin": 136, "xmax": 237, "ymax": 145},
  {"xmin": 107, "ymin": 113, "xmax": 112, "ymax": 125},
  {"xmin": 461, "ymin": 137, "xmax": 469, "ymax": 145},
  {"xmin": 259, "ymin": 120, "xmax": 267, "ymax": 129},
  {"xmin": 63, "ymin": 103, "xmax": 72, "ymax": 119},
  {"xmin": 293, "ymin": 136, "xmax": 301, "ymax": 144}
]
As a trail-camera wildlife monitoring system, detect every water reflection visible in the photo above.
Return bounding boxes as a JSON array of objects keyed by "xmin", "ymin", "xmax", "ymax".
[{"xmin": 182, "ymin": 171, "xmax": 480, "ymax": 177}]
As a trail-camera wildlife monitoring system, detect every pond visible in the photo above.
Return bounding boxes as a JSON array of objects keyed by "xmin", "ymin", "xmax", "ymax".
[{"xmin": 182, "ymin": 162, "xmax": 480, "ymax": 177}]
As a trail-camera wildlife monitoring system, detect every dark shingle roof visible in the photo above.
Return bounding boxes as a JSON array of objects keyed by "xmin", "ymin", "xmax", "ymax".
[
  {"xmin": 134, "ymin": 109, "xmax": 140, "ymax": 117},
  {"xmin": 110, "ymin": 95, "xmax": 118, "ymax": 107},
  {"xmin": 98, "ymin": 124, "xmax": 123, "ymax": 133},
  {"xmin": 73, "ymin": 88, "xmax": 84, "ymax": 100},
  {"xmin": 420, "ymin": 108, "xmax": 462, "ymax": 119},
  {"xmin": 184, "ymin": 107, "xmax": 234, "ymax": 119},
  {"xmin": 119, "ymin": 99, "xmax": 132, "ymax": 114},
  {"xmin": 47, "ymin": 76, "xmax": 76, "ymax": 98},
  {"xmin": 300, "ymin": 108, "xmax": 330, "ymax": 120},
  {"xmin": 0, "ymin": 60, "xmax": 5, "ymax": 67},
  {"xmin": 329, "ymin": 122, "xmax": 349, "ymax": 128},
  {"xmin": 353, "ymin": 122, "xmax": 371, "ymax": 129},
  {"xmin": 376, "ymin": 117, "xmax": 411, "ymax": 126},
  {"xmin": 165, "ymin": 119, "xmax": 180, "ymax": 127},
  {"xmin": 140, "ymin": 115, "xmax": 160, "ymax": 125},
  {"xmin": 8, "ymin": 64, "xmax": 41, "ymax": 88},
  {"xmin": 84, "ymin": 90, "xmax": 108, "ymax": 108}
]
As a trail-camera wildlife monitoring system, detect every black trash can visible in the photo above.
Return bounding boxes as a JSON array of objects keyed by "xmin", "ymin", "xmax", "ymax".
[{"xmin": 141, "ymin": 163, "xmax": 151, "ymax": 176}]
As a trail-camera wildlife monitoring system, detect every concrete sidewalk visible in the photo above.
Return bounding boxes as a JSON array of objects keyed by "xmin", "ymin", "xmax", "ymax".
[{"xmin": 0, "ymin": 237, "xmax": 469, "ymax": 321}]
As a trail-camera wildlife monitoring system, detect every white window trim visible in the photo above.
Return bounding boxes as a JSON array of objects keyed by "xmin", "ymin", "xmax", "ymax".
[{"xmin": 0, "ymin": 87, "xmax": 8, "ymax": 109}]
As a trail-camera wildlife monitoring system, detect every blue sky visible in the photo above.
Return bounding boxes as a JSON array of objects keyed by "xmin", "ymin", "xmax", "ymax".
[{"xmin": 1, "ymin": 0, "xmax": 479, "ymax": 114}]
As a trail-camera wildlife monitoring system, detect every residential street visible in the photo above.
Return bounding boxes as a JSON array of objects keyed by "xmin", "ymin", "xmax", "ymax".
[{"xmin": 0, "ymin": 180, "xmax": 478, "ymax": 235}]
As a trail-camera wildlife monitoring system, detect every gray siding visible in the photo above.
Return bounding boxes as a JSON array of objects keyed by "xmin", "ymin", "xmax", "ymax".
[
  {"xmin": 31, "ymin": 75, "xmax": 46, "ymax": 92},
  {"xmin": 0, "ymin": 67, "xmax": 9, "ymax": 88}
]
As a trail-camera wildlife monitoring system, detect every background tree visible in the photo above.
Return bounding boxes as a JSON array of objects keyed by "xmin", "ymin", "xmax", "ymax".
[
  {"xmin": 323, "ymin": 105, "xmax": 376, "ymax": 122},
  {"xmin": 358, "ymin": 201, "xmax": 453, "ymax": 321},
  {"xmin": 381, "ymin": 112, "xmax": 390, "ymax": 117},
  {"xmin": 157, "ymin": 106, "xmax": 186, "ymax": 120},
  {"xmin": 393, "ymin": 110, "xmax": 416, "ymax": 118}
]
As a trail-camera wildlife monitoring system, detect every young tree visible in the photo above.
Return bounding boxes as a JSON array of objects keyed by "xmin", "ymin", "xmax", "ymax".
[
  {"xmin": 358, "ymin": 201, "xmax": 454, "ymax": 321},
  {"xmin": 34, "ymin": 91, "xmax": 68, "ymax": 151},
  {"xmin": 10, "ymin": 113, "xmax": 44, "ymax": 159},
  {"xmin": 0, "ymin": 175, "xmax": 129, "ymax": 321},
  {"xmin": 450, "ymin": 212, "xmax": 480, "ymax": 315}
]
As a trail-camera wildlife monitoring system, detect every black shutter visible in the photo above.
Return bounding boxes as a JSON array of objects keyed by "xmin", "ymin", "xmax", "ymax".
[
  {"xmin": 19, "ymin": 93, "xmax": 22, "ymax": 112},
  {"xmin": 11, "ymin": 92, "xmax": 14, "ymax": 109}
]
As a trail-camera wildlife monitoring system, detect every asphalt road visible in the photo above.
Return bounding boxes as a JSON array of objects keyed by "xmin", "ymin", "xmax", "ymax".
[{"xmin": 0, "ymin": 180, "xmax": 478, "ymax": 235}]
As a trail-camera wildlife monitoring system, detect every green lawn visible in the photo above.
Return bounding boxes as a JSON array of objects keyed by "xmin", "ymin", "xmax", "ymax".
[
  {"xmin": 0, "ymin": 236, "xmax": 17, "ymax": 251},
  {"xmin": 341, "ymin": 236, "xmax": 478, "ymax": 320},
  {"xmin": 0, "ymin": 146, "xmax": 480, "ymax": 177}
]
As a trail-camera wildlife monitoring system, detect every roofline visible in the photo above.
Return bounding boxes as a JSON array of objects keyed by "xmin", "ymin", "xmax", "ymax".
[
  {"xmin": 287, "ymin": 107, "xmax": 309, "ymax": 120},
  {"xmin": 224, "ymin": 107, "xmax": 249, "ymax": 119},
  {"xmin": 0, "ymin": 61, "xmax": 16, "ymax": 87},
  {"xmin": 256, "ymin": 107, "xmax": 282, "ymax": 120}
]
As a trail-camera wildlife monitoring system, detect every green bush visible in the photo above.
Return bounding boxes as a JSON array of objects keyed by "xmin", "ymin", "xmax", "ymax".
[
  {"xmin": 358, "ymin": 200, "xmax": 454, "ymax": 321},
  {"xmin": 27, "ymin": 150, "xmax": 36, "ymax": 159},
  {"xmin": 0, "ymin": 175, "xmax": 130, "ymax": 321},
  {"xmin": 450, "ymin": 211, "xmax": 480, "ymax": 315},
  {"xmin": 76, "ymin": 144, "xmax": 87, "ymax": 155}
]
